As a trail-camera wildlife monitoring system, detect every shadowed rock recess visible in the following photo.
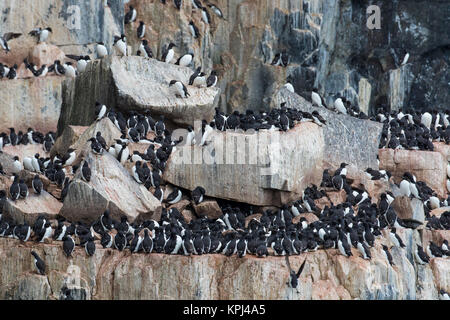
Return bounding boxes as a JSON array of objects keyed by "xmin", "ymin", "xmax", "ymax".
[{"xmin": 0, "ymin": 0, "xmax": 448, "ymax": 301}]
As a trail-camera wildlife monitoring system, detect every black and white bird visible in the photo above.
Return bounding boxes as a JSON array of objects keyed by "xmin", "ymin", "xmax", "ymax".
[
  {"xmin": 88, "ymin": 137, "xmax": 104, "ymax": 154},
  {"xmin": 32, "ymin": 174, "xmax": 43, "ymax": 194},
  {"xmin": 139, "ymin": 39, "xmax": 153, "ymax": 58},
  {"xmin": 414, "ymin": 244, "xmax": 430, "ymax": 264},
  {"xmin": 95, "ymin": 102, "xmax": 107, "ymax": 121},
  {"xmin": 389, "ymin": 228, "xmax": 406, "ymax": 248},
  {"xmin": 19, "ymin": 179, "xmax": 29, "ymax": 199},
  {"xmin": 81, "ymin": 161, "xmax": 91, "ymax": 182},
  {"xmin": 29, "ymin": 27, "xmax": 52, "ymax": 43},
  {"xmin": 192, "ymin": 186, "xmax": 206, "ymax": 204},
  {"xmin": 162, "ymin": 43, "xmax": 176, "ymax": 63},
  {"xmin": 124, "ymin": 5, "xmax": 137, "ymax": 24},
  {"xmin": 62, "ymin": 148, "xmax": 76, "ymax": 167},
  {"xmin": 63, "ymin": 235, "xmax": 75, "ymax": 258},
  {"xmin": 31, "ymin": 251, "xmax": 46, "ymax": 275},
  {"xmin": 85, "ymin": 236, "xmax": 96, "ymax": 256},
  {"xmin": 65, "ymin": 54, "xmax": 91, "ymax": 73},
  {"xmin": 176, "ymin": 52, "xmax": 194, "ymax": 67},
  {"xmin": 12, "ymin": 156, "xmax": 23, "ymax": 173},
  {"xmin": 207, "ymin": 3, "xmax": 226, "ymax": 20},
  {"xmin": 201, "ymin": 6, "xmax": 211, "ymax": 24},
  {"xmin": 200, "ymin": 120, "xmax": 213, "ymax": 146},
  {"xmin": 382, "ymin": 245, "xmax": 395, "ymax": 266},
  {"xmin": 334, "ymin": 97, "xmax": 347, "ymax": 114},
  {"xmin": 311, "ymin": 88, "xmax": 324, "ymax": 108},
  {"xmin": 166, "ymin": 187, "xmax": 182, "ymax": 204},
  {"xmin": 206, "ymin": 70, "xmax": 218, "ymax": 87},
  {"xmin": 185, "ymin": 126, "xmax": 196, "ymax": 145},
  {"xmin": 113, "ymin": 34, "xmax": 127, "ymax": 56},
  {"xmin": 96, "ymin": 42, "xmax": 108, "ymax": 58},
  {"xmin": 63, "ymin": 62, "xmax": 77, "ymax": 78},
  {"xmin": 137, "ymin": 21, "xmax": 146, "ymax": 39},
  {"xmin": 0, "ymin": 32, "xmax": 22, "ymax": 52},
  {"xmin": 169, "ymin": 80, "xmax": 190, "ymax": 98},
  {"xmin": 285, "ymin": 257, "xmax": 306, "ymax": 291},
  {"xmin": 189, "ymin": 21, "xmax": 200, "ymax": 39},
  {"xmin": 311, "ymin": 111, "xmax": 326, "ymax": 126}
]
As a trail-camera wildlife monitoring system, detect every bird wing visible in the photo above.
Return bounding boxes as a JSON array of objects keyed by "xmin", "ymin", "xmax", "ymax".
[
  {"xmin": 3, "ymin": 32, "xmax": 22, "ymax": 41},
  {"xmin": 66, "ymin": 54, "xmax": 82, "ymax": 61},
  {"xmin": 284, "ymin": 255, "xmax": 293, "ymax": 273},
  {"xmin": 296, "ymin": 259, "xmax": 307, "ymax": 278},
  {"xmin": 29, "ymin": 28, "xmax": 41, "ymax": 36}
]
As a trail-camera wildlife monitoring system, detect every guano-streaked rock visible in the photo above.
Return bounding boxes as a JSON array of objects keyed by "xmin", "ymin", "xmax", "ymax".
[
  {"xmin": 273, "ymin": 89, "xmax": 383, "ymax": 171},
  {"xmin": 60, "ymin": 151, "xmax": 161, "ymax": 225},
  {"xmin": 58, "ymin": 56, "xmax": 220, "ymax": 134},
  {"xmin": 163, "ymin": 122, "xmax": 325, "ymax": 206}
]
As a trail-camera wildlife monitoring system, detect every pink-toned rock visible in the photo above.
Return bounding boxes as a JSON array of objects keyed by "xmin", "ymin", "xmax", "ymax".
[
  {"xmin": 379, "ymin": 148, "xmax": 447, "ymax": 198},
  {"xmin": 311, "ymin": 279, "xmax": 352, "ymax": 300},
  {"xmin": 60, "ymin": 151, "xmax": 161, "ymax": 225},
  {"xmin": 164, "ymin": 122, "xmax": 325, "ymax": 206},
  {"xmin": 433, "ymin": 142, "xmax": 450, "ymax": 161},
  {"xmin": 326, "ymin": 190, "xmax": 347, "ymax": 206},
  {"xmin": 292, "ymin": 213, "xmax": 319, "ymax": 225},
  {"xmin": 430, "ymin": 258, "xmax": 450, "ymax": 292},
  {"xmin": 67, "ymin": 118, "xmax": 122, "ymax": 167},
  {"xmin": 29, "ymin": 43, "xmax": 65, "ymax": 68},
  {"xmin": 192, "ymin": 200, "xmax": 222, "ymax": 219},
  {"xmin": 2, "ymin": 144, "xmax": 48, "ymax": 168},
  {"xmin": 0, "ymin": 37, "xmax": 35, "ymax": 67},
  {"xmin": 392, "ymin": 196, "xmax": 425, "ymax": 224},
  {"xmin": 421, "ymin": 229, "xmax": 450, "ymax": 249},
  {"xmin": 314, "ymin": 196, "xmax": 331, "ymax": 210},
  {"xmin": 0, "ymin": 76, "xmax": 63, "ymax": 133},
  {"xmin": 3, "ymin": 191, "xmax": 62, "ymax": 225},
  {"xmin": 168, "ymin": 199, "xmax": 190, "ymax": 213},
  {"xmin": 181, "ymin": 209, "xmax": 196, "ymax": 224},
  {"xmin": 430, "ymin": 207, "xmax": 450, "ymax": 218}
]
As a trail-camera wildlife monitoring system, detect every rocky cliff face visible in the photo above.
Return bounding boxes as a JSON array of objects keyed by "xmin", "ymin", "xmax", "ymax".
[
  {"xmin": 0, "ymin": 0, "xmax": 448, "ymax": 301},
  {"xmin": 0, "ymin": 226, "xmax": 448, "ymax": 300}
]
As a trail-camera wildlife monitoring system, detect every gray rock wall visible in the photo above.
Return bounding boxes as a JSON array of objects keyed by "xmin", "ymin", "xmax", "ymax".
[{"xmin": 315, "ymin": 0, "xmax": 450, "ymax": 113}]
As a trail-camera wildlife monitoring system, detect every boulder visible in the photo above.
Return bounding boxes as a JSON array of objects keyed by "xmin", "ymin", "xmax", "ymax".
[
  {"xmin": 192, "ymin": 200, "xmax": 223, "ymax": 219},
  {"xmin": 168, "ymin": 199, "xmax": 191, "ymax": 213},
  {"xmin": 430, "ymin": 207, "xmax": 450, "ymax": 218},
  {"xmin": 2, "ymin": 191, "xmax": 63, "ymax": 225},
  {"xmin": 392, "ymin": 196, "xmax": 425, "ymax": 226},
  {"xmin": 379, "ymin": 148, "xmax": 447, "ymax": 198},
  {"xmin": 430, "ymin": 258, "xmax": 450, "ymax": 292},
  {"xmin": 0, "ymin": 76, "xmax": 63, "ymax": 133},
  {"xmin": 2, "ymin": 144, "xmax": 48, "ymax": 166},
  {"xmin": 421, "ymin": 229, "xmax": 450, "ymax": 251},
  {"xmin": 59, "ymin": 151, "xmax": 161, "ymax": 225},
  {"xmin": 0, "ymin": 0, "xmax": 123, "ymax": 51},
  {"xmin": 51, "ymin": 125, "xmax": 88, "ymax": 158},
  {"xmin": 58, "ymin": 56, "xmax": 220, "ymax": 134},
  {"xmin": 181, "ymin": 210, "xmax": 196, "ymax": 224},
  {"xmin": 29, "ymin": 43, "xmax": 66, "ymax": 67},
  {"xmin": 433, "ymin": 142, "xmax": 450, "ymax": 162},
  {"xmin": 273, "ymin": 89, "xmax": 383, "ymax": 171},
  {"xmin": 163, "ymin": 122, "xmax": 325, "ymax": 206},
  {"xmin": 64, "ymin": 118, "xmax": 122, "ymax": 166}
]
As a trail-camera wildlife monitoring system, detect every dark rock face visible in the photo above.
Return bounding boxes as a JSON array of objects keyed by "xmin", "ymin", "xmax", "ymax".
[{"xmin": 315, "ymin": 0, "xmax": 450, "ymax": 114}]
